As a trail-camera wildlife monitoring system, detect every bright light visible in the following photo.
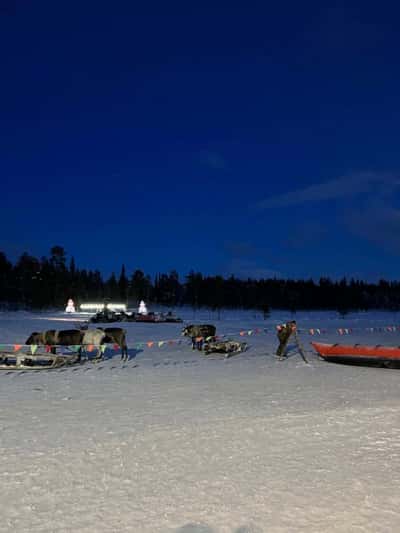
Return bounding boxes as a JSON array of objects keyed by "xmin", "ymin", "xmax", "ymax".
[
  {"xmin": 107, "ymin": 304, "xmax": 127, "ymax": 311},
  {"xmin": 80, "ymin": 303, "xmax": 103, "ymax": 311},
  {"xmin": 80, "ymin": 303, "xmax": 127, "ymax": 311}
]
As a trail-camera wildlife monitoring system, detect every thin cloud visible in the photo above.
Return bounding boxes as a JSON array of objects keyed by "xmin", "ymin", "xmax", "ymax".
[
  {"xmin": 284, "ymin": 222, "xmax": 328, "ymax": 249},
  {"xmin": 344, "ymin": 204, "xmax": 400, "ymax": 255},
  {"xmin": 254, "ymin": 172, "xmax": 400, "ymax": 210},
  {"xmin": 200, "ymin": 150, "xmax": 227, "ymax": 170}
]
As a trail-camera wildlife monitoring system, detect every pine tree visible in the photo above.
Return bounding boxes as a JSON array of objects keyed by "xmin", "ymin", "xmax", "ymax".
[{"xmin": 118, "ymin": 265, "xmax": 128, "ymax": 302}]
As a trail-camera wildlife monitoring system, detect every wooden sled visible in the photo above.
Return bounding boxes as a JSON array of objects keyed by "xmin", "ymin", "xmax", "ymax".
[{"xmin": 0, "ymin": 352, "xmax": 76, "ymax": 371}]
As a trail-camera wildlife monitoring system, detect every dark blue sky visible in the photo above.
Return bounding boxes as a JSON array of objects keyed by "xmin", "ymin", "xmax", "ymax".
[{"xmin": 2, "ymin": 1, "xmax": 400, "ymax": 281}]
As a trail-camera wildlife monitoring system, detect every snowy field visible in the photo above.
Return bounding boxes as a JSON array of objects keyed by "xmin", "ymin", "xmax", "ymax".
[{"xmin": 1, "ymin": 308, "xmax": 400, "ymax": 533}]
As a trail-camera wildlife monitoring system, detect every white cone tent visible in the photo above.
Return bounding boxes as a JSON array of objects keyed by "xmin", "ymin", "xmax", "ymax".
[
  {"xmin": 65, "ymin": 299, "xmax": 76, "ymax": 313},
  {"xmin": 138, "ymin": 300, "xmax": 148, "ymax": 315}
]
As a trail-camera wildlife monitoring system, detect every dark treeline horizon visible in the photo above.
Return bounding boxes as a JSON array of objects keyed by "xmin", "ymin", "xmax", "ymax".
[{"xmin": 1, "ymin": 246, "xmax": 400, "ymax": 313}]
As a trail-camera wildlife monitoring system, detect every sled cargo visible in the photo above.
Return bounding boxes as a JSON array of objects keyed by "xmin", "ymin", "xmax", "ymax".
[
  {"xmin": 311, "ymin": 342, "xmax": 400, "ymax": 368},
  {"xmin": 204, "ymin": 340, "xmax": 247, "ymax": 358}
]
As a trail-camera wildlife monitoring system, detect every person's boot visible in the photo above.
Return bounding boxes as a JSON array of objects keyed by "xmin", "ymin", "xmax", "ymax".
[{"xmin": 276, "ymin": 346, "xmax": 286, "ymax": 359}]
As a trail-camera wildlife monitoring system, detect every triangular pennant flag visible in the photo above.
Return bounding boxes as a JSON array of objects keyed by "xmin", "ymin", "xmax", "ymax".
[
  {"xmin": 100, "ymin": 345, "xmax": 107, "ymax": 354},
  {"xmin": 30, "ymin": 345, "xmax": 38, "ymax": 355},
  {"xmin": 239, "ymin": 331, "xmax": 245, "ymax": 336},
  {"xmin": 158, "ymin": 341, "xmax": 164, "ymax": 347},
  {"xmin": 87, "ymin": 344, "xmax": 94, "ymax": 353},
  {"xmin": 248, "ymin": 330, "xmax": 253, "ymax": 335},
  {"xmin": 13, "ymin": 344, "xmax": 22, "ymax": 352},
  {"xmin": 45, "ymin": 345, "xmax": 52, "ymax": 353},
  {"xmin": 147, "ymin": 341, "xmax": 154, "ymax": 348},
  {"xmin": 113, "ymin": 344, "xmax": 119, "ymax": 351}
]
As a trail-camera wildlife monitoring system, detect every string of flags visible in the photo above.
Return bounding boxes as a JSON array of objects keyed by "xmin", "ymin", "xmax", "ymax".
[
  {"xmin": 306, "ymin": 325, "xmax": 400, "ymax": 335},
  {"xmin": 1, "ymin": 324, "xmax": 400, "ymax": 354}
]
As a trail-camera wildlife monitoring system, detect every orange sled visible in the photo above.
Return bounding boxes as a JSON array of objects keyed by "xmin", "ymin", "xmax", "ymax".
[{"xmin": 311, "ymin": 342, "xmax": 400, "ymax": 368}]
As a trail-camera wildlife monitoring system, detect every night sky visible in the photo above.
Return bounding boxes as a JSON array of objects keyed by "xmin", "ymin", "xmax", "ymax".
[{"xmin": 2, "ymin": 1, "xmax": 400, "ymax": 281}]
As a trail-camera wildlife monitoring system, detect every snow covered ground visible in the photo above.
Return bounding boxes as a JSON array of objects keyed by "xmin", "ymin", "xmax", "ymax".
[{"xmin": 1, "ymin": 309, "xmax": 400, "ymax": 533}]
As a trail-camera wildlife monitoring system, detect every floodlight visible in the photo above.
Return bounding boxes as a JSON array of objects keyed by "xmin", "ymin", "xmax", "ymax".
[{"xmin": 79, "ymin": 303, "xmax": 127, "ymax": 311}]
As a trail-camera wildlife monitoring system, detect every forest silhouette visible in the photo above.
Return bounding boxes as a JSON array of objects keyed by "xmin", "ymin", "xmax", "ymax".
[{"xmin": 0, "ymin": 246, "xmax": 398, "ymax": 313}]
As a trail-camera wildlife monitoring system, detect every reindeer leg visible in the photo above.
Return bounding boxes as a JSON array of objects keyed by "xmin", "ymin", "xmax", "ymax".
[
  {"xmin": 121, "ymin": 344, "xmax": 127, "ymax": 362},
  {"xmin": 94, "ymin": 344, "xmax": 104, "ymax": 361}
]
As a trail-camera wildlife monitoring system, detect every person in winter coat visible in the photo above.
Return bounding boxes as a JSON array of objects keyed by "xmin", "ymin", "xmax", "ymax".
[{"xmin": 276, "ymin": 320, "xmax": 297, "ymax": 358}]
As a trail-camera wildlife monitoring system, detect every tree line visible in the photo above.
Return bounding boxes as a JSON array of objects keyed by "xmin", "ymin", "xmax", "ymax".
[{"xmin": 1, "ymin": 246, "xmax": 400, "ymax": 313}]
